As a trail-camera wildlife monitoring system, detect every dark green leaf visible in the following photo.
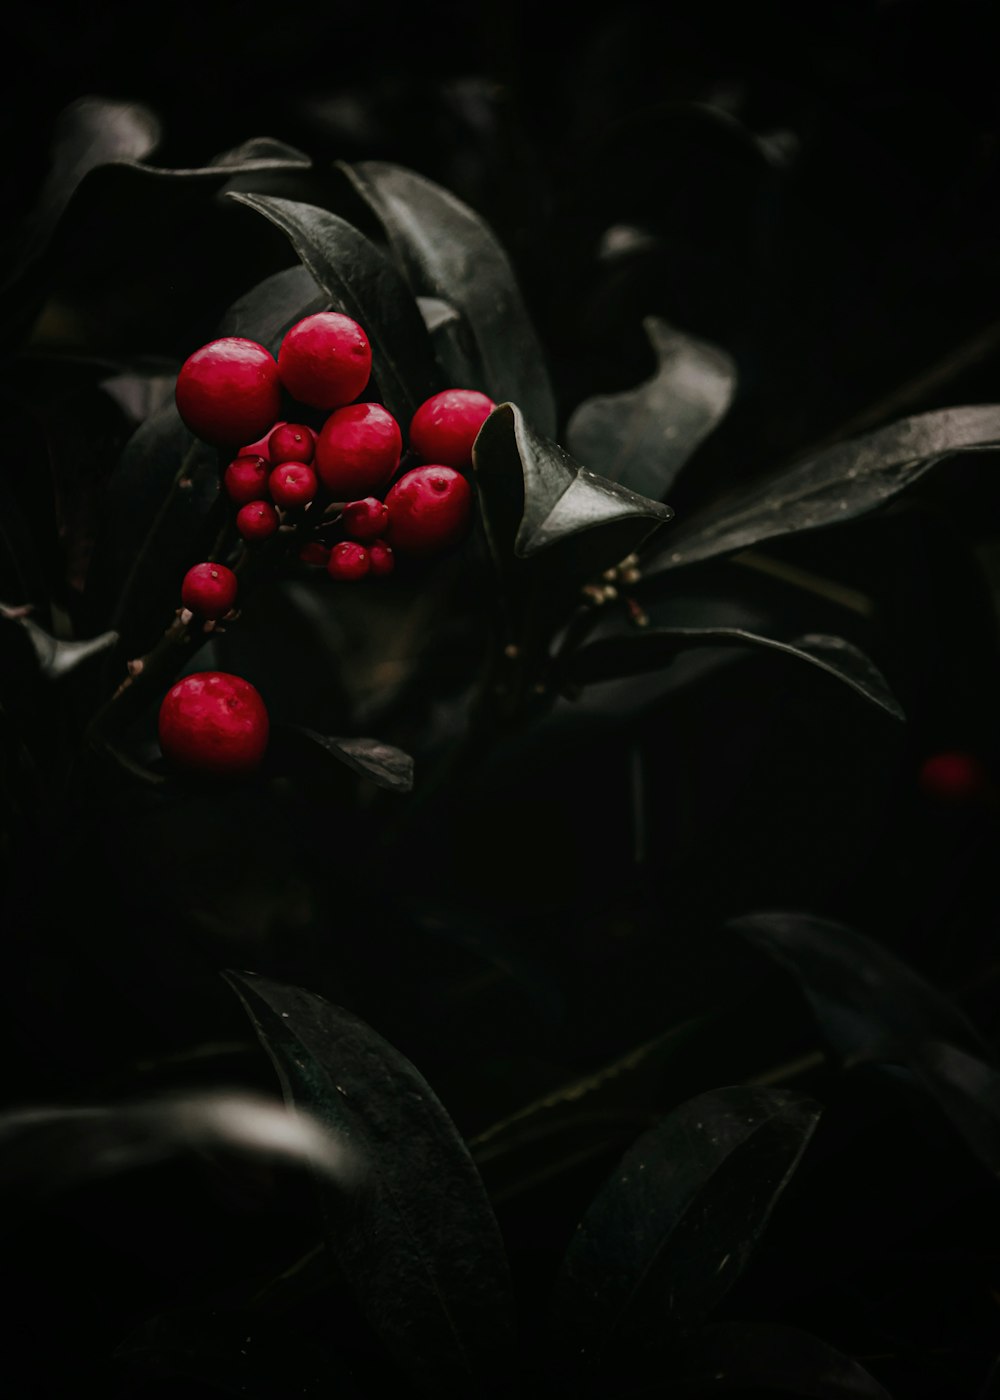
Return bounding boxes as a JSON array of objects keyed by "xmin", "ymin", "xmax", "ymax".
[
  {"xmin": 566, "ymin": 626, "xmax": 903, "ymax": 719},
  {"xmin": 566, "ymin": 317, "xmax": 736, "ymax": 500},
  {"xmin": 474, "ymin": 402, "xmax": 672, "ymax": 595},
  {"xmin": 224, "ymin": 971, "xmax": 516, "ymax": 1400},
  {"xmin": 217, "ymin": 264, "xmax": 328, "ymax": 358},
  {"xmin": 730, "ymin": 912, "xmax": 989, "ymax": 1061},
  {"xmin": 643, "ymin": 406, "xmax": 1000, "ymax": 574},
  {"xmin": 551, "ymin": 1087, "xmax": 820, "ymax": 1372},
  {"xmin": 878, "ymin": 1041, "xmax": 1000, "ymax": 1176},
  {"xmin": 0, "ymin": 606, "xmax": 117, "ymax": 680},
  {"xmin": 341, "ymin": 160, "xmax": 557, "ymax": 435},
  {"xmin": 227, "ymin": 193, "xmax": 438, "ymax": 426},
  {"xmin": 668, "ymin": 1321, "xmax": 892, "ymax": 1397},
  {"xmin": 0, "ymin": 1091, "xmax": 354, "ymax": 1205},
  {"xmin": 281, "ymin": 725, "xmax": 414, "ymax": 793}
]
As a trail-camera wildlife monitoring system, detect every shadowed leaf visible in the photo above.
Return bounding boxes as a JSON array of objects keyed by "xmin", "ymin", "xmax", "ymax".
[
  {"xmin": 731, "ymin": 911, "xmax": 989, "ymax": 1060},
  {"xmin": 224, "ymin": 972, "xmax": 516, "ymax": 1399},
  {"xmin": 566, "ymin": 317, "xmax": 736, "ymax": 500},
  {"xmin": 643, "ymin": 406, "xmax": 1000, "ymax": 574},
  {"xmin": 566, "ymin": 626, "xmax": 903, "ymax": 719},
  {"xmin": 217, "ymin": 264, "xmax": 328, "ymax": 358},
  {"xmin": 342, "ymin": 160, "xmax": 556, "ymax": 435},
  {"xmin": 667, "ymin": 1321, "xmax": 892, "ymax": 1397},
  {"xmin": 227, "ymin": 193, "xmax": 438, "ymax": 425},
  {"xmin": 551, "ymin": 1087, "xmax": 820, "ymax": 1373}
]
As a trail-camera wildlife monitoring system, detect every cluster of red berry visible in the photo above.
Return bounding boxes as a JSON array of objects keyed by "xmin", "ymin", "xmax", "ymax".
[{"xmin": 158, "ymin": 311, "xmax": 494, "ymax": 778}]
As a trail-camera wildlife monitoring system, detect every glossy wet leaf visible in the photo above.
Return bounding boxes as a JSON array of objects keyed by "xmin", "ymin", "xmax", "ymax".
[
  {"xmin": 0, "ymin": 1091, "xmax": 355, "ymax": 1204},
  {"xmin": 224, "ymin": 971, "xmax": 516, "ymax": 1399},
  {"xmin": 227, "ymin": 193, "xmax": 438, "ymax": 426},
  {"xmin": 643, "ymin": 405, "xmax": 1000, "ymax": 574},
  {"xmin": 668, "ymin": 1321, "xmax": 892, "ymax": 1397},
  {"xmin": 342, "ymin": 160, "xmax": 557, "ymax": 435},
  {"xmin": 551, "ymin": 1087, "xmax": 820, "ymax": 1372},
  {"xmin": 280, "ymin": 725, "xmax": 414, "ymax": 793},
  {"xmin": 217, "ymin": 264, "xmax": 328, "ymax": 358},
  {"xmin": 730, "ymin": 912, "xmax": 988, "ymax": 1061},
  {"xmin": 474, "ymin": 402, "xmax": 672, "ymax": 600},
  {"xmin": 566, "ymin": 317, "xmax": 736, "ymax": 500},
  {"xmin": 566, "ymin": 626, "xmax": 903, "ymax": 719}
]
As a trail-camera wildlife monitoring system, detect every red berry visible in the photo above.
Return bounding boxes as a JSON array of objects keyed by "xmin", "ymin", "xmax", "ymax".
[
  {"xmin": 409, "ymin": 389, "xmax": 496, "ymax": 470},
  {"xmin": 368, "ymin": 539, "xmax": 395, "ymax": 576},
  {"xmin": 269, "ymin": 461, "xmax": 318, "ymax": 508},
  {"xmin": 315, "ymin": 403, "xmax": 402, "ymax": 499},
  {"xmin": 269, "ymin": 422, "xmax": 317, "ymax": 465},
  {"xmin": 236, "ymin": 500, "xmax": 280, "ymax": 540},
  {"xmin": 176, "ymin": 339, "xmax": 281, "ymax": 446},
  {"xmin": 240, "ymin": 420, "xmax": 286, "ymax": 462},
  {"xmin": 298, "ymin": 541, "xmax": 331, "ymax": 567},
  {"xmin": 384, "ymin": 465, "xmax": 472, "ymax": 555},
  {"xmin": 327, "ymin": 541, "xmax": 370, "ymax": 581},
  {"xmin": 158, "ymin": 671, "xmax": 269, "ymax": 777},
  {"xmin": 278, "ymin": 312, "xmax": 371, "ymax": 410},
  {"xmin": 224, "ymin": 454, "xmax": 269, "ymax": 505},
  {"xmin": 918, "ymin": 751, "xmax": 987, "ymax": 803},
  {"xmin": 180, "ymin": 562, "xmax": 238, "ymax": 619},
  {"xmin": 342, "ymin": 497, "xmax": 390, "ymax": 542}
]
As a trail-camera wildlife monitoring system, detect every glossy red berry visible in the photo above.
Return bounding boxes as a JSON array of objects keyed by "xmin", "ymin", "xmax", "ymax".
[
  {"xmin": 176, "ymin": 339, "xmax": 281, "ymax": 446},
  {"xmin": 236, "ymin": 500, "xmax": 280, "ymax": 541},
  {"xmin": 368, "ymin": 539, "xmax": 395, "ymax": 577},
  {"xmin": 342, "ymin": 497, "xmax": 390, "ymax": 542},
  {"xmin": 158, "ymin": 671, "xmax": 269, "ymax": 776},
  {"xmin": 269, "ymin": 422, "xmax": 317, "ymax": 465},
  {"xmin": 180, "ymin": 562, "xmax": 238, "ymax": 619},
  {"xmin": 315, "ymin": 403, "xmax": 402, "ymax": 499},
  {"xmin": 298, "ymin": 541, "xmax": 331, "ymax": 567},
  {"xmin": 409, "ymin": 389, "xmax": 496, "ymax": 470},
  {"xmin": 327, "ymin": 541, "xmax": 370, "ymax": 581},
  {"xmin": 269, "ymin": 461, "xmax": 318, "ymax": 508},
  {"xmin": 277, "ymin": 312, "xmax": 371, "ymax": 410},
  {"xmin": 224, "ymin": 454, "xmax": 269, "ymax": 505},
  {"xmin": 918, "ymin": 751, "xmax": 987, "ymax": 803},
  {"xmin": 384, "ymin": 465, "xmax": 472, "ymax": 555}
]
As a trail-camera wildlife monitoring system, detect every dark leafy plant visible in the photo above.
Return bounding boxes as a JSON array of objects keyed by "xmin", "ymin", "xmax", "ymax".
[{"xmin": 3, "ymin": 93, "xmax": 1000, "ymax": 1400}]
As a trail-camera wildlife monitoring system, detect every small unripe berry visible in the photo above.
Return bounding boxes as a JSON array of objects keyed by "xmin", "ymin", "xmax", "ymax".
[
  {"xmin": 315, "ymin": 403, "xmax": 402, "ymax": 499},
  {"xmin": 224, "ymin": 454, "xmax": 269, "ymax": 505},
  {"xmin": 278, "ymin": 312, "xmax": 371, "ymax": 410},
  {"xmin": 409, "ymin": 389, "xmax": 496, "ymax": 470},
  {"xmin": 269, "ymin": 461, "xmax": 318, "ymax": 508},
  {"xmin": 368, "ymin": 539, "xmax": 395, "ymax": 576},
  {"xmin": 298, "ymin": 541, "xmax": 332, "ymax": 567},
  {"xmin": 181, "ymin": 562, "xmax": 238, "ymax": 619},
  {"xmin": 269, "ymin": 422, "xmax": 317, "ymax": 465},
  {"xmin": 384, "ymin": 465, "xmax": 472, "ymax": 555},
  {"xmin": 341, "ymin": 497, "xmax": 390, "ymax": 542},
  {"xmin": 327, "ymin": 541, "xmax": 370, "ymax": 581},
  {"xmin": 176, "ymin": 339, "xmax": 281, "ymax": 446},
  {"xmin": 158, "ymin": 671, "xmax": 269, "ymax": 776},
  {"xmin": 236, "ymin": 500, "xmax": 280, "ymax": 541}
]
